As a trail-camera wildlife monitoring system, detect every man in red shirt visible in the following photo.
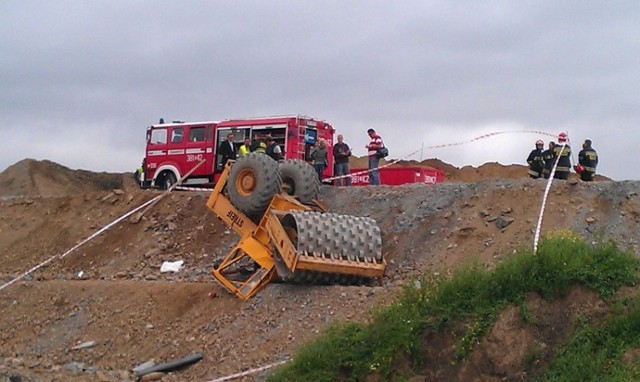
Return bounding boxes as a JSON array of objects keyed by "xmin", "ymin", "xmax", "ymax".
[{"xmin": 365, "ymin": 128, "xmax": 383, "ymax": 185}]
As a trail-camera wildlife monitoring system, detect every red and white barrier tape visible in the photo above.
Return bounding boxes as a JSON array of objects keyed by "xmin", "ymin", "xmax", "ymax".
[
  {"xmin": 324, "ymin": 146, "xmax": 423, "ymax": 183},
  {"xmin": 423, "ymin": 129, "xmax": 557, "ymax": 149},
  {"xmin": 533, "ymin": 142, "xmax": 569, "ymax": 254},
  {"xmin": 169, "ymin": 130, "xmax": 559, "ymax": 187},
  {"xmin": 0, "ymin": 194, "xmax": 162, "ymax": 293},
  {"xmin": 204, "ymin": 359, "xmax": 289, "ymax": 382},
  {"xmin": 175, "ymin": 186, "xmax": 211, "ymax": 192}
]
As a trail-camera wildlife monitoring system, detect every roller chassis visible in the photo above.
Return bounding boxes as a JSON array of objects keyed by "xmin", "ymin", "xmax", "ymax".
[{"xmin": 205, "ymin": 155, "xmax": 386, "ymax": 300}]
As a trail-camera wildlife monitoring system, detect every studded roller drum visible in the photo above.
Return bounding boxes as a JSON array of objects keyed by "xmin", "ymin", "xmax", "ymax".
[
  {"xmin": 227, "ymin": 153, "xmax": 282, "ymax": 218},
  {"xmin": 280, "ymin": 210, "xmax": 383, "ymax": 284}
]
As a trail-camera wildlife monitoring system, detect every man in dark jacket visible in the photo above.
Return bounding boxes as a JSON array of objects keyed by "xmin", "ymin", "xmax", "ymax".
[
  {"xmin": 527, "ymin": 140, "xmax": 545, "ymax": 179},
  {"xmin": 578, "ymin": 139, "xmax": 598, "ymax": 181},
  {"xmin": 542, "ymin": 141, "xmax": 556, "ymax": 179},
  {"xmin": 332, "ymin": 134, "xmax": 351, "ymax": 186},
  {"xmin": 217, "ymin": 133, "xmax": 237, "ymax": 167},
  {"xmin": 265, "ymin": 136, "xmax": 283, "ymax": 161}
]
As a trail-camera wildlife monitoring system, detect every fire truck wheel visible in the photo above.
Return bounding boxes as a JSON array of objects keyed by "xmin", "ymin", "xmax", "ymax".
[
  {"xmin": 279, "ymin": 159, "xmax": 319, "ymax": 203},
  {"xmin": 160, "ymin": 171, "xmax": 177, "ymax": 190},
  {"xmin": 227, "ymin": 153, "xmax": 282, "ymax": 217}
]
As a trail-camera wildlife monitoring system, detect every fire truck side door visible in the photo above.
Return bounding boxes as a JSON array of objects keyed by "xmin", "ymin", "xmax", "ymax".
[
  {"xmin": 166, "ymin": 126, "xmax": 186, "ymax": 175},
  {"xmin": 146, "ymin": 127, "xmax": 168, "ymax": 177},
  {"xmin": 184, "ymin": 125, "xmax": 211, "ymax": 177}
]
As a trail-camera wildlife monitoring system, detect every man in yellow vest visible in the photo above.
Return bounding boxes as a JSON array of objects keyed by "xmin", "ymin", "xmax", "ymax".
[{"xmin": 239, "ymin": 137, "xmax": 251, "ymax": 156}]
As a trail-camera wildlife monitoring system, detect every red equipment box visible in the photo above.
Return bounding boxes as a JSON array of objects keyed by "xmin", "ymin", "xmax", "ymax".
[{"xmin": 348, "ymin": 166, "xmax": 445, "ymax": 186}]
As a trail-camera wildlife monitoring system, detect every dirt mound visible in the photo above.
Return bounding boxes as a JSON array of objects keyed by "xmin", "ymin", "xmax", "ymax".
[
  {"xmin": 0, "ymin": 158, "xmax": 609, "ymax": 199},
  {"xmin": 0, "ymin": 159, "xmax": 138, "ymax": 198},
  {"xmin": 0, "ymin": 159, "xmax": 634, "ymax": 381}
]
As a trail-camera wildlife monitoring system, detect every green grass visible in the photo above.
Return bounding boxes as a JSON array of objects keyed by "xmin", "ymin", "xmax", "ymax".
[
  {"xmin": 538, "ymin": 298, "xmax": 640, "ymax": 382},
  {"xmin": 267, "ymin": 236, "xmax": 640, "ymax": 382}
]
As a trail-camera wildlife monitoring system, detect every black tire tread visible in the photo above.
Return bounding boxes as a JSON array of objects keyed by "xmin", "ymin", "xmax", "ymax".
[
  {"xmin": 227, "ymin": 153, "xmax": 282, "ymax": 217},
  {"xmin": 279, "ymin": 159, "xmax": 320, "ymax": 203}
]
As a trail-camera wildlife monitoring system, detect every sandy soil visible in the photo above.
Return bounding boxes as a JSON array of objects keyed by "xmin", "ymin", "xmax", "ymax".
[{"xmin": 0, "ymin": 158, "xmax": 636, "ymax": 381}]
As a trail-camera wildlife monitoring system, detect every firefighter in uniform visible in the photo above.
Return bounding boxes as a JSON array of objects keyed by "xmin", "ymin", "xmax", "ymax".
[
  {"xmin": 578, "ymin": 139, "xmax": 598, "ymax": 181},
  {"xmin": 542, "ymin": 141, "xmax": 556, "ymax": 179},
  {"xmin": 553, "ymin": 132, "xmax": 571, "ymax": 180},
  {"xmin": 249, "ymin": 134, "xmax": 267, "ymax": 153},
  {"xmin": 527, "ymin": 140, "xmax": 545, "ymax": 179}
]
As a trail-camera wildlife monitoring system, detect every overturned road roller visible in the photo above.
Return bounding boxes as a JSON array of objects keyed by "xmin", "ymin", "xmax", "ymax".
[{"xmin": 205, "ymin": 153, "xmax": 386, "ymax": 300}]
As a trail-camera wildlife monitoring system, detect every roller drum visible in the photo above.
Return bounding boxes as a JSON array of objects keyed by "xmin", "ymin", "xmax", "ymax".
[{"xmin": 284, "ymin": 211, "xmax": 381, "ymax": 261}]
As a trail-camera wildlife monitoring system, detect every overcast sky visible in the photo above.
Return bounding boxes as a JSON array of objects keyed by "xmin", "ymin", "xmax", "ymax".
[{"xmin": 1, "ymin": 1, "xmax": 638, "ymax": 180}]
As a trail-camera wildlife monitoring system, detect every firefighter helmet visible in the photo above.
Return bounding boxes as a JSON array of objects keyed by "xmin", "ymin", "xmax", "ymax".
[
  {"xmin": 558, "ymin": 132, "xmax": 568, "ymax": 143},
  {"xmin": 535, "ymin": 139, "xmax": 544, "ymax": 146}
]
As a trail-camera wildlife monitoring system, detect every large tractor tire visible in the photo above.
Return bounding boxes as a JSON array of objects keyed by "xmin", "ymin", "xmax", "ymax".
[
  {"xmin": 227, "ymin": 153, "xmax": 282, "ymax": 217},
  {"xmin": 279, "ymin": 159, "xmax": 320, "ymax": 203}
]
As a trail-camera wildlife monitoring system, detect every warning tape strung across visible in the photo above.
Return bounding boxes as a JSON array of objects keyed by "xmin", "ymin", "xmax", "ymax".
[
  {"xmin": 415, "ymin": 129, "xmax": 557, "ymax": 150},
  {"xmin": 170, "ymin": 129, "xmax": 558, "ymax": 188},
  {"xmin": 0, "ymin": 194, "xmax": 163, "ymax": 293},
  {"xmin": 533, "ymin": 142, "xmax": 569, "ymax": 254},
  {"xmin": 324, "ymin": 129, "xmax": 557, "ymax": 183},
  {"xmin": 204, "ymin": 359, "xmax": 289, "ymax": 382},
  {"xmin": 323, "ymin": 146, "xmax": 421, "ymax": 183},
  {"xmin": 175, "ymin": 186, "xmax": 211, "ymax": 192}
]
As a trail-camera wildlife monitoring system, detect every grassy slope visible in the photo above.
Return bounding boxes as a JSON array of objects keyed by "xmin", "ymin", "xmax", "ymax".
[{"xmin": 268, "ymin": 232, "xmax": 640, "ymax": 381}]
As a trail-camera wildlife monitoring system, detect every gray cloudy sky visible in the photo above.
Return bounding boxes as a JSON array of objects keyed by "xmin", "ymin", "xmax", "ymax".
[{"xmin": 1, "ymin": 1, "xmax": 638, "ymax": 180}]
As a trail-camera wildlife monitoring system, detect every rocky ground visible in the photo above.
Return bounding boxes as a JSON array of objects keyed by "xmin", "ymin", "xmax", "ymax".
[{"xmin": 0, "ymin": 158, "xmax": 637, "ymax": 381}]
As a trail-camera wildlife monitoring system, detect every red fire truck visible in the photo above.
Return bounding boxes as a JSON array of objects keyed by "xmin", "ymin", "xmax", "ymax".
[{"xmin": 139, "ymin": 116, "xmax": 335, "ymax": 189}]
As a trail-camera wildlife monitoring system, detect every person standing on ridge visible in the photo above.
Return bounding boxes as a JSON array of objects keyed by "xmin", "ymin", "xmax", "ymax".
[
  {"xmin": 332, "ymin": 134, "xmax": 352, "ymax": 186},
  {"xmin": 542, "ymin": 141, "xmax": 556, "ymax": 179},
  {"xmin": 310, "ymin": 139, "xmax": 328, "ymax": 182},
  {"xmin": 527, "ymin": 140, "xmax": 545, "ymax": 179},
  {"xmin": 553, "ymin": 132, "xmax": 571, "ymax": 180},
  {"xmin": 578, "ymin": 139, "xmax": 598, "ymax": 181},
  {"xmin": 365, "ymin": 128, "xmax": 383, "ymax": 185},
  {"xmin": 265, "ymin": 135, "xmax": 283, "ymax": 161}
]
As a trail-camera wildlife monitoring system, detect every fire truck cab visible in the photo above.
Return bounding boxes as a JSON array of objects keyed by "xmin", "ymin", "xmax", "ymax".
[{"xmin": 139, "ymin": 116, "xmax": 335, "ymax": 189}]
